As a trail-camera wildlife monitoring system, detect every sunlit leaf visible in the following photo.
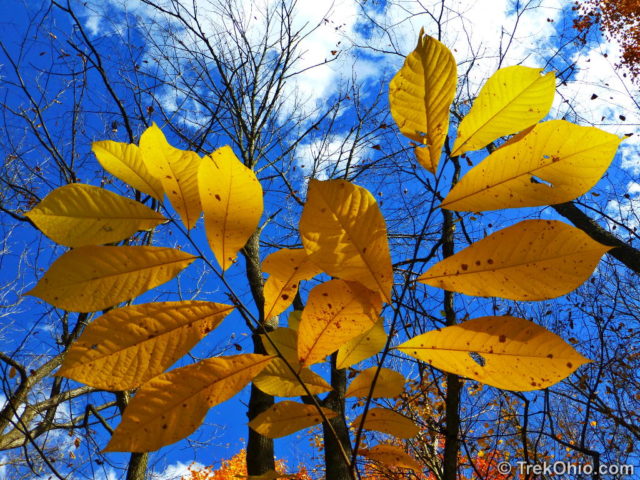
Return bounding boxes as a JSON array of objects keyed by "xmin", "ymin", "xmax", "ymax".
[
  {"xmin": 199, "ymin": 146, "xmax": 263, "ymax": 270},
  {"xmin": 92, "ymin": 140, "xmax": 163, "ymax": 201},
  {"xmin": 139, "ymin": 123, "xmax": 201, "ymax": 230},
  {"xmin": 299, "ymin": 179, "xmax": 393, "ymax": 302},
  {"xmin": 25, "ymin": 183, "xmax": 165, "ymax": 247},
  {"xmin": 359, "ymin": 445, "xmax": 422, "ymax": 472},
  {"xmin": 451, "ymin": 66, "xmax": 555, "ymax": 156},
  {"xmin": 57, "ymin": 301, "xmax": 233, "ymax": 390},
  {"xmin": 389, "ymin": 29, "xmax": 457, "ymax": 173},
  {"xmin": 443, "ymin": 120, "xmax": 622, "ymax": 210},
  {"xmin": 253, "ymin": 359, "xmax": 332, "ymax": 397},
  {"xmin": 262, "ymin": 248, "xmax": 322, "ymax": 320},
  {"xmin": 105, "ymin": 354, "xmax": 274, "ymax": 452},
  {"xmin": 26, "ymin": 246, "xmax": 196, "ymax": 312},
  {"xmin": 418, "ymin": 220, "xmax": 612, "ymax": 300},
  {"xmin": 260, "ymin": 327, "xmax": 300, "ymax": 368},
  {"xmin": 288, "ymin": 310, "xmax": 302, "ymax": 331},
  {"xmin": 395, "ymin": 316, "xmax": 590, "ymax": 390},
  {"xmin": 345, "ymin": 367, "xmax": 405, "ymax": 398},
  {"xmin": 336, "ymin": 319, "xmax": 387, "ymax": 369},
  {"xmin": 248, "ymin": 400, "xmax": 337, "ymax": 439},
  {"xmin": 298, "ymin": 280, "xmax": 382, "ymax": 367},
  {"xmin": 352, "ymin": 407, "xmax": 419, "ymax": 439}
]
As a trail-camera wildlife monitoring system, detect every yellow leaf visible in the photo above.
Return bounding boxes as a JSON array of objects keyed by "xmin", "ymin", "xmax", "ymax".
[
  {"xmin": 105, "ymin": 354, "xmax": 273, "ymax": 452},
  {"xmin": 352, "ymin": 407, "xmax": 419, "ymax": 439},
  {"xmin": 299, "ymin": 179, "xmax": 393, "ymax": 303},
  {"xmin": 57, "ymin": 301, "xmax": 233, "ymax": 390},
  {"xmin": 248, "ymin": 400, "xmax": 337, "ymax": 439},
  {"xmin": 139, "ymin": 124, "xmax": 201, "ymax": 230},
  {"xmin": 336, "ymin": 319, "xmax": 387, "ymax": 369},
  {"xmin": 26, "ymin": 246, "xmax": 196, "ymax": 312},
  {"xmin": 345, "ymin": 367, "xmax": 405, "ymax": 398},
  {"xmin": 395, "ymin": 316, "xmax": 590, "ymax": 390},
  {"xmin": 260, "ymin": 327, "xmax": 300, "ymax": 368},
  {"xmin": 199, "ymin": 146, "xmax": 263, "ymax": 270},
  {"xmin": 452, "ymin": 66, "xmax": 555, "ymax": 156},
  {"xmin": 418, "ymin": 220, "xmax": 612, "ymax": 300},
  {"xmin": 92, "ymin": 141, "xmax": 163, "ymax": 201},
  {"xmin": 389, "ymin": 29, "xmax": 457, "ymax": 173},
  {"xmin": 288, "ymin": 310, "xmax": 302, "ymax": 331},
  {"xmin": 25, "ymin": 184, "xmax": 166, "ymax": 247},
  {"xmin": 298, "ymin": 280, "xmax": 382, "ymax": 367},
  {"xmin": 253, "ymin": 358, "xmax": 332, "ymax": 397},
  {"xmin": 359, "ymin": 444, "xmax": 422, "ymax": 472},
  {"xmin": 262, "ymin": 248, "xmax": 322, "ymax": 320},
  {"xmin": 443, "ymin": 120, "xmax": 622, "ymax": 211}
]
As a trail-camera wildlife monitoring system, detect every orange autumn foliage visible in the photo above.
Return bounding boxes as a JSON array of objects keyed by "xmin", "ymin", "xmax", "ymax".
[
  {"xmin": 574, "ymin": 0, "xmax": 640, "ymax": 81},
  {"xmin": 182, "ymin": 449, "xmax": 312, "ymax": 480}
]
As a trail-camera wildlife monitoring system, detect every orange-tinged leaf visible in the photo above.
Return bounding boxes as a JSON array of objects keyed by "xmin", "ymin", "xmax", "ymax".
[
  {"xmin": 352, "ymin": 407, "xmax": 419, "ymax": 438},
  {"xmin": 336, "ymin": 319, "xmax": 387, "ymax": 369},
  {"xmin": 26, "ymin": 246, "xmax": 196, "ymax": 312},
  {"xmin": 395, "ymin": 316, "xmax": 590, "ymax": 390},
  {"xmin": 345, "ymin": 367, "xmax": 405, "ymax": 398},
  {"xmin": 253, "ymin": 359, "xmax": 332, "ymax": 397},
  {"xmin": 298, "ymin": 280, "xmax": 382, "ymax": 367},
  {"xmin": 262, "ymin": 248, "xmax": 322, "ymax": 320},
  {"xmin": 105, "ymin": 354, "xmax": 273, "ymax": 452},
  {"xmin": 139, "ymin": 124, "xmax": 201, "ymax": 229},
  {"xmin": 199, "ymin": 146, "xmax": 263, "ymax": 270},
  {"xmin": 25, "ymin": 183, "xmax": 166, "ymax": 247},
  {"xmin": 260, "ymin": 327, "xmax": 299, "ymax": 368},
  {"xmin": 57, "ymin": 301, "xmax": 233, "ymax": 390},
  {"xmin": 452, "ymin": 66, "xmax": 555, "ymax": 156},
  {"xmin": 418, "ymin": 220, "xmax": 612, "ymax": 300},
  {"xmin": 288, "ymin": 310, "xmax": 302, "ymax": 331},
  {"xmin": 299, "ymin": 179, "xmax": 393, "ymax": 302},
  {"xmin": 389, "ymin": 29, "xmax": 457, "ymax": 173},
  {"xmin": 359, "ymin": 445, "xmax": 422, "ymax": 472},
  {"xmin": 92, "ymin": 140, "xmax": 163, "ymax": 201},
  {"xmin": 248, "ymin": 400, "xmax": 337, "ymax": 439},
  {"xmin": 443, "ymin": 120, "xmax": 622, "ymax": 211}
]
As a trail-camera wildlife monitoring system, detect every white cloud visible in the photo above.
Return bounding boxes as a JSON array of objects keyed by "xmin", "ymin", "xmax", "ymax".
[{"xmin": 151, "ymin": 461, "xmax": 206, "ymax": 480}]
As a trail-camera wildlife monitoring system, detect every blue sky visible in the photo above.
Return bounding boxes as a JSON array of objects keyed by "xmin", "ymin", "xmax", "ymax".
[{"xmin": 0, "ymin": 0, "xmax": 638, "ymax": 479}]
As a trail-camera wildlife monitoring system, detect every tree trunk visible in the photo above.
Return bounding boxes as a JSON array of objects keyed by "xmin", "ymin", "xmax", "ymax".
[{"xmin": 126, "ymin": 453, "xmax": 148, "ymax": 480}]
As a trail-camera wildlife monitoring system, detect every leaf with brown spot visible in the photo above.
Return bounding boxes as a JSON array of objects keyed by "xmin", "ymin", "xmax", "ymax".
[
  {"xmin": 345, "ymin": 367, "xmax": 405, "ymax": 398},
  {"xmin": 248, "ymin": 400, "xmax": 337, "ymax": 439},
  {"xmin": 395, "ymin": 316, "xmax": 590, "ymax": 391},
  {"xmin": 105, "ymin": 354, "xmax": 274, "ymax": 452},
  {"xmin": 418, "ymin": 220, "xmax": 612, "ymax": 300},
  {"xmin": 359, "ymin": 445, "xmax": 422, "ymax": 472},
  {"xmin": 253, "ymin": 359, "xmax": 332, "ymax": 397}
]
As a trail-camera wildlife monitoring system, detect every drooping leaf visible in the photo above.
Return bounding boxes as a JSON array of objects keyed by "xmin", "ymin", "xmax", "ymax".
[
  {"xmin": 92, "ymin": 140, "xmax": 163, "ymax": 201},
  {"xmin": 248, "ymin": 400, "xmax": 337, "ymax": 439},
  {"xmin": 262, "ymin": 248, "xmax": 322, "ymax": 320},
  {"xmin": 298, "ymin": 280, "xmax": 382, "ymax": 367},
  {"xmin": 139, "ymin": 124, "xmax": 201, "ymax": 229},
  {"xmin": 299, "ymin": 179, "xmax": 393, "ymax": 302},
  {"xmin": 395, "ymin": 316, "xmax": 590, "ymax": 390},
  {"xmin": 105, "ymin": 354, "xmax": 273, "ymax": 452},
  {"xmin": 352, "ymin": 407, "xmax": 419, "ymax": 439},
  {"xmin": 443, "ymin": 120, "xmax": 622, "ymax": 211},
  {"xmin": 336, "ymin": 319, "xmax": 387, "ymax": 369},
  {"xmin": 199, "ymin": 146, "xmax": 263, "ymax": 270},
  {"xmin": 260, "ymin": 327, "xmax": 300, "ymax": 368},
  {"xmin": 57, "ymin": 301, "xmax": 233, "ymax": 390},
  {"xmin": 26, "ymin": 246, "xmax": 196, "ymax": 312},
  {"xmin": 359, "ymin": 445, "xmax": 422, "ymax": 472},
  {"xmin": 389, "ymin": 29, "xmax": 457, "ymax": 173},
  {"xmin": 418, "ymin": 220, "xmax": 612, "ymax": 300},
  {"xmin": 25, "ymin": 183, "xmax": 166, "ymax": 247},
  {"xmin": 451, "ymin": 66, "xmax": 555, "ymax": 156},
  {"xmin": 345, "ymin": 367, "xmax": 405, "ymax": 398},
  {"xmin": 253, "ymin": 359, "xmax": 332, "ymax": 397}
]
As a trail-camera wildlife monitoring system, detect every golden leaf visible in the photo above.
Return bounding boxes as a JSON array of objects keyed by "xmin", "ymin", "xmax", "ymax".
[
  {"xmin": 359, "ymin": 444, "xmax": 422, "ymax": 472},
  {"xmin": 253, "ymin": 359, "xmax": 332, "ymax": 397},
  {"xmin": 336, "ymin": 319, "xmax": 387, "ymax": 369},
  {"xmin": 248, "ymin": 400, "xmax": 337, "ymax": 439},
  {"xmin": 352, "ymin": 407, "xmax": 419, "ymax": 439},
  {"xmin": 345, "ymin": 367, "xmax": 405, "ymax": 398}
]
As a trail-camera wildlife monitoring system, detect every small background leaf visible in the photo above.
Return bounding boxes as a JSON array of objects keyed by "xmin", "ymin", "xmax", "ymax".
[
  {"xmin": 26, "ymin": 246, "xmax": 196, "ymax": 312},
  {"xmin": 396, "ymin": 316, "xmax": 590, "ymax": 390},
  {"xmin": 418, "ymin": 220, "xmax": 612, "ymax": 300},
  {"xmin": 25, "ymin": 184, "xmax": 165, "ymax": 247}
]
